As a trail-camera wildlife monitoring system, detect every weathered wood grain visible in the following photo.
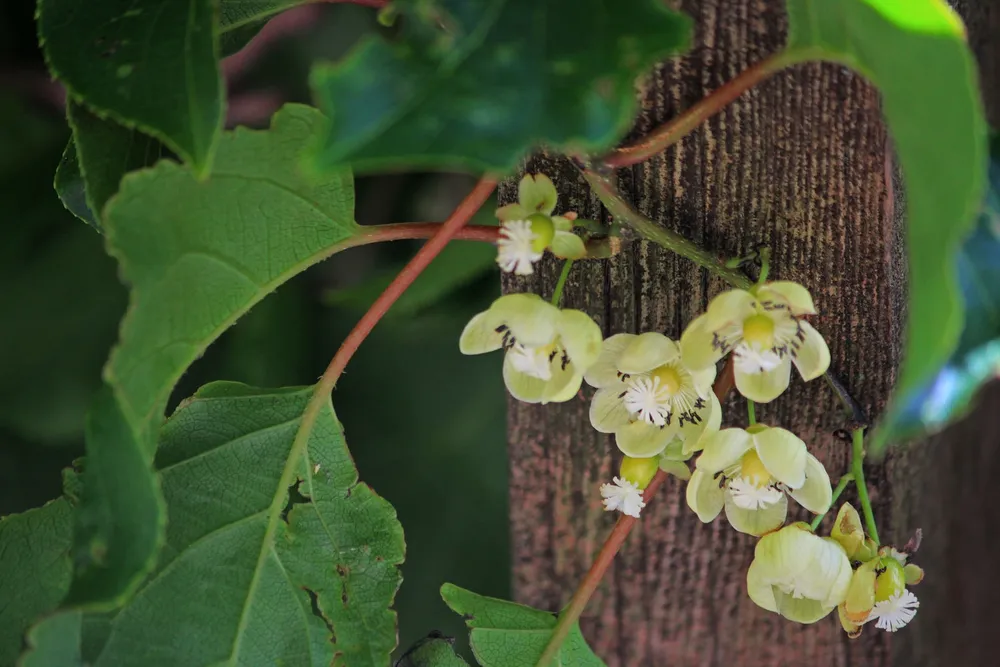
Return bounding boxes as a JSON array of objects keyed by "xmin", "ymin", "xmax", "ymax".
[{"xmin": 504, "ymin": 0, "xmax": 998, "ymax": 664}]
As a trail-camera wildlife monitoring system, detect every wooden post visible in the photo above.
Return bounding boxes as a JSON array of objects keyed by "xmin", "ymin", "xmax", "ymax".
[{"xmin": 503, "ymin": 1, "xmax": 998, "ymax": 665}]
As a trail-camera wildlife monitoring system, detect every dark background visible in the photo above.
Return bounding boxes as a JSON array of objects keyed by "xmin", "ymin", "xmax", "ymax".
[{"xmin": 0, "ymin": 2, "xmax": 509, "ymax": 657}]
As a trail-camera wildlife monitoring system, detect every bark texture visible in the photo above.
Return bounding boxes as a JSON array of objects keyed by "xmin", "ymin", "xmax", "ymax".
[{"xmin": 502, "ymin": 1, "xmax": 999, "ymax": 665}]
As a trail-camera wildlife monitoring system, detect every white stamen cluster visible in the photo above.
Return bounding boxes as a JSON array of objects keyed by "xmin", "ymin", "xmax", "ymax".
[
  {"xmin": 496, "ymin": 220, "xmax": 542, "ymax": 275},
  {"xmin": 508, "ymin": 343, "xmax": 553, "ymax": 380},
  {"xmin": 600, "ymin": 477, "xmax": 645, "ymax": 518},
  {"xmin": 728, "ymin": 477, "xmax": 783, "ymax": 510},
  {"xmin": 869, "ymin": 590, "xmax": 919, "ymax": 632},
  {"xmin": 623, "ymin": 377, "xmax": 672, "ymax": 426}
]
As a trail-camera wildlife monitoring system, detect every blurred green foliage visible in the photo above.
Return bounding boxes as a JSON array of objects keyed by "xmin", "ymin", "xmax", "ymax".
[{"xmin": 1, "ymin": 0, "xmax": 508, "ymax": 657}]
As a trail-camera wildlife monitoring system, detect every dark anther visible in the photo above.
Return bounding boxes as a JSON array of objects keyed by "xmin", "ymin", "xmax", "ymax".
[
  {"xmin": 694, "ymin": 398, "xmax": 706, "ymax": 409},
  {"xmin": 618, "ymin": 391, "xmax": 627, "ymax": 399},
  {"xmin": 495, "ymin": 324, "xmax": 508, "ymax": 333},
  {"xmin": 561, "ymin": 351, "xmax": 570, "ymax": 370},
  {"xmin": 549, "ymin": 350, "xmax": 558, "ymax": 363}
]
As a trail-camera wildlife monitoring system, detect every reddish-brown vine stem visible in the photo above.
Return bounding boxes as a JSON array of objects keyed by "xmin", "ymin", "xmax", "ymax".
[
  {"xmin": 324, "ymin": 177, "xmax": 499, "ymax": 386},
  {"xmin": 601, "ymin": 53, "xmax": 789, "ymax": 168},
  {"xmin": 354, "ymin": 222, "xmax": 500, "ymax": 245},
  {"xmin": 535, "ymin": 359, "xmax": 735, "ymax": 667}
]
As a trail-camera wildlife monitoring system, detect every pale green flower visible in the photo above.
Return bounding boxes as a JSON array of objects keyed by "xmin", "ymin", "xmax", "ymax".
[
  {"xmin": 839, "ymin": 550, "xmax": 923, "ymax": 636},
  {"xmin": 687, "ymin": 425, "xmax": 832, "ymax": 536},
  {"xmin": 460, "ymin": 293, "xmax": 601, "ymax": 404},
  {"xmin": 747, "ymin": 523, "xmax": 853, "ymax": 624},
  {"xmin": 680, "ymin": 282, "xmax": 831, "ymax": 403},
  {"xmin": 584, "ymin": 332, "xmax": 721, "ymax": 459},
  {"xmin": 495, "ymin": 174, "xmax": 587, "ymax": 275}
]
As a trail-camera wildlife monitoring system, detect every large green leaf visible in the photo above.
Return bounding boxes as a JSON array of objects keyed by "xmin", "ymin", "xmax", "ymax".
[
  {"xmin": 218, "ymin": 0, "xmax": 315, "ymax": 55},
  {"xmin": 0, "ymin": 500, "xmax": 73, "ymax": 666},
  {"xmin": 19, "ymin": 612, "xmax": 84, "ymax": 667},
  {"xmin": 85, "ymin": 382, "xmax": 404, "ymax": 667},
  {"xmin": 396, "ymin": 635, "xmax": 469, "ymax": 667},
  {"xmin": 440, "ymin": 584, "xmax": 604, "ymax": 667},
  {"xmin": 310, "ymin": 0, "xmax": 691, "ymax": 173},
  {"xmin": 67, "ymin": 105, "xmax": 358, "ymax": 607},
  {"xmin": 883, "ymin": 139, "xmax": 1000, "ymax": 440},
  {"xmin": 38, "ymin": 0, "xmax": 223, "ymax": 175},
  {"xmin": 57, "ymin": 103, "xmax": 163, "ymax": 230},
  {"xmin": 782, "ymin": 0, "xmax": 988, "ymax": 450}
]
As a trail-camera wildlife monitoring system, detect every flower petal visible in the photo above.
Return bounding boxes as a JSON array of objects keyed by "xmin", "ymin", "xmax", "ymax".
[
  {"xmin": 495, "ymin": 203, "xmax": 529, "ymax": 222},
  {"xmin": 752, "ymin": 426, "xmax": 808, "ymax": 489},
  {"xmin": 676, "ymin": 391, "xmax": 719, "ymax": 443},
  {"xmin": 787, "ymin": 453, "xmax": 833, "ymax": 514},
  {"xmin": 724, "ymin": 492, "xmax": 787, "ymax": 536},
  {"xmin": 493, "ymin": 295, "xmax": 560, "ymax": 348},
  {"xmin": 695, "ymin": 428, "xmax": 753, "ymax": 474},
  {"xmin": 680, "ymin": 313, "xmax": 726, "ymax": 370},
  {"xmin": 747, "ymin": 559, "xmax": 779, "ymax": 613},
  {"xmin": 773, "ymin": 591, "xmax": 833, "ymax": 624},
  {"xmin": 844, "ymin": 560, "xmax": 878, "ymax": 622},
  {"xmin": 584, "ymin": 334, "xmax": 635, "ymax": 388},
  {"xmin": 658, "ymin": 458, "xmax": 691, "ymax": 481},
  {"xmin": 683, "ymin": 392, "xmax": 723, "ymax": 455},
  {"xmin": 542, "ymin": 363, "xmax": 583, "ymax": 404},
  {"xmin": 734, "ymin": 356, "xmax": 791, "ymax": 403},
  {"xmin": 459, "ymin": 310, "xmax": 504, "ymax": 355},
  {"xmin": 615, "ymin": 421, "xmax": 673, "ymax": 458},
  {"xmin": 705, "ymin": 289, "xmax": 758, "ymax": 329},
  {"xmin": 502, "ymin": 354, "xmax": 546, "ymax": 403},
  {"xmin": 792, "ymin": 320, "xmax": 831, "ymax": 381},
  {"xmin": 556, "ymin": 309, "xmax": 603, "ymax": 371},
  {"xmin": 660, "ymin": 438, "xmax": 687, "ymax": 461},
  {"xmin": 590, "ymin": 388, "xmax": 631, "ymax": 433},
  {"xmin": 690, "ymin": 365, "xmax": 717, "ymax": 395},
  {"xmin": 617, "ymin": 332, "xmax": 680, "ymax": 374},
  {"xmin": 519, "ymin": 173, "xmax": 558, "ymax": 215},
  {"xmin": 756, "ymin": 281, "xmax": 817, "ymax": 315},
  {"xmin": 551, "ymin": 215, "xmax": 573, "ymax": 232},
  {"xmin": 550, "ymin": 230, "xmax": 587, "ymax": 259},
  {"xmin": 686, "ymin": 469, "xmax": 725, "ymax": 523}
]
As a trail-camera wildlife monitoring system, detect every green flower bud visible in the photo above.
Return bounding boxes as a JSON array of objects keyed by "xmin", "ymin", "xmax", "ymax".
[
  {"xmin": 874, "ymin": 559, "xmax": 907, "ymax": 603},
  {"xmin": 525, "ymin": 213, "xmax": 555, "ymax": 252},
  {"xmin": 830, "ymin": 502, "xmax": 865, "ymax": 559},
  {"xmin": 621, "ymin": 455, "xmax": 659, "ymax": 490},
  {"xmin": 904, "ymin": 563, "xmax": 925, "ymax": 586}
]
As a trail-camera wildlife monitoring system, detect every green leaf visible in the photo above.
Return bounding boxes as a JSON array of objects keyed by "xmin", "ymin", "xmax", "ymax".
[
  {"xmin": 218, "ymin": 0, "xmax": 315, "ymax": 56},
  {"xmin": 783, "ymin": 0, "xmax": 989, "ymax": 450},
  {"xmin": 19, "ymin": 611, "xmax": 84, "ymax": 667},
  {"xmin": 0, "ymin": 500, "xmax": 73, "ymax": 666},
  {"xmin": 440, "ymin": 584, "xmax": 605, "ymax": 667},
  {"xmin": 61, "ymin": 102, "xmax": 163, "ymax": 230},
  {"xmin": 882, "ymin": 139, "xmax": 1000, "ymax": 440},
  {"xmin": 87, "ymin": 382, "xmax": 404, "ymax": 667},
  {"xmin": 54, "ymin": 141, "xmax": 98, "ymax": 229},
  {"xmin": 310, "ymin": 0, "xmax": 691, "ymax": 173},
  {"xmin": 38, "ymin": 0, "xmax": 223, "ymax": 174},
  {"xmin": 67, "ymin": 104, "xmax": 358, "ymax": 607},
  {"xmin": 323, "ymin": 239, "xmax": 498, "ymax": 316},
  {"xmin": 396, "ymin": 634, "xmax": 469, "ymax": 667}
]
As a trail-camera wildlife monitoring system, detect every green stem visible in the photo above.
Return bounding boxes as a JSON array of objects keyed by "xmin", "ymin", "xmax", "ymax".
[
  {"xmin": 810, "ymin": 473, "xmax": 854, "ymax": 531},
  {"xmin": 747, "ymin": 400, "xmax": 757, "ymax": 426},
  {"xmin": 756, "ymin": 247, "xmax": 771, "ymax": 285},
  {"xmin": 852, "ymin": 428, "xmax": 880, "ymax": 545},
  {"xmin": 551, "ymin": 260, "xmax": 574, "ymax": 306},
  {"xmin": 579, "ymin": 166, "xmax": 752, "ymax": 290}
]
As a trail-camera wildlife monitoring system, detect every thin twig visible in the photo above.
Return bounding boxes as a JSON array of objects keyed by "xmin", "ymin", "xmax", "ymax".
[
  {"xmin": 602, "ymin": 54, "xmax": 789, "ymax": 169},
  {"xmin": 324, "ymin": 177, "xmax": 498, "ymax": 384}
]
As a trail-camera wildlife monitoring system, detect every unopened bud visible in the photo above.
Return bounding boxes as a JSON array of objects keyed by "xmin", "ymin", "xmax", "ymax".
[{"xmin": 620, "ymin": 455, "xmax": 659, "ymax": 490}]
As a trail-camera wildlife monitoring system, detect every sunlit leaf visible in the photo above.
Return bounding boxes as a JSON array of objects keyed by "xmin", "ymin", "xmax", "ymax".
[{"xmin": 783, "ymin": 0, "xmax": 988, "ymax": 451}]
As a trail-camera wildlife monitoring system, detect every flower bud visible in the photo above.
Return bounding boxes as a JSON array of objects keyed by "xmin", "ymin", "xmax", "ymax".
[
  {"xmin": 874, "ymin": 559, "xmax": 907, "ymax": 603},
  {"xmin": 904, "ymin": 563, "xmax": 925, "ymax": 586},
  {"xmin": 526, "ymin": 213, "xmax": 555, "ymax": 252},
  {"xmin": 620, "ymin": 455, "xmax": 659, "ymax": 490},
  {"xmin": 830, "ymin": 502, "xmax": 864, "ymax": 559}
]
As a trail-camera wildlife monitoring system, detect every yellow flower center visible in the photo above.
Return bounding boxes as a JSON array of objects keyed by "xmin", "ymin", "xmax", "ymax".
[
  {"xmin": 526, "ymin": 213, "xmax": 555, "ymax": 252},
  {"xmin": 739, "ymin": 449, "xmax": 772, "ymax": 488},
  {"xmin": 650, "ymin": 365, "xmax": 683, "ymax": 394},
  {"xmin": 742, "ymin": 313, "xmax": 775, "ymax": 349}
]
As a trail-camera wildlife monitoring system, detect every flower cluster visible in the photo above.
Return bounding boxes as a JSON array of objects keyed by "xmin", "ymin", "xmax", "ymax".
[{"xmin": 460, "ymin": 173, "xmax": 919, "ymax": 635}]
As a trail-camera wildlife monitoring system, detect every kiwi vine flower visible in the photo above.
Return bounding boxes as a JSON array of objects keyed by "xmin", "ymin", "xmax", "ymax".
[
  {"xmin": 839, "ymin": 546, "xmax": 924, "ymax": 636},
  {"xmin": 680, "ymin": 282, "xmax": 831, "ymax": 403},
  {"xmin": 747, "ymin": 523, "xmax": 853, "ymax": 624},
  {"xmin": 494, "ymin": 174, "xmax": 587, "ymax": 275},
  {"xmin": 460, "ymin": 293, "xmax": 601, "ymax": 404},
  {"xmin": 686, "ymin": 425, "xmax": 832, "ymax": 536},
  {"xmin": 584, "ymin": 332, "xmax": 721, "ymax": 459}
]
